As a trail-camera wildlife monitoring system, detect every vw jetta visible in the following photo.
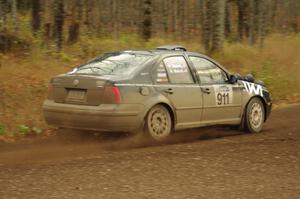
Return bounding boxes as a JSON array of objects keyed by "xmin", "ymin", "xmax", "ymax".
[{"xmin": 43, "ymin": 45, "xmax": 272, "ymax": 141}]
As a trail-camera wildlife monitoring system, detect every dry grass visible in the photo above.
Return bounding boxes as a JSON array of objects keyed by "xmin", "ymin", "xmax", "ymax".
[
  {"xmin": 0, "ymin": 53, "xmax": 72, "ymax": 137},
  {"xmin": 0, "ymin": 33, "xmax": 300, "ymax": 137}
]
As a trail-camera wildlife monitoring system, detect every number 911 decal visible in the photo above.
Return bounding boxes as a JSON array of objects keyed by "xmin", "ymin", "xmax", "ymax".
[{"xmin": 214, "ymin": 85, "xmax": 233, "ymax": 106}]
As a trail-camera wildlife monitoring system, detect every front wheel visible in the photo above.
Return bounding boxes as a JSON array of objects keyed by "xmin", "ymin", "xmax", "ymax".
[
  {"xmin": 145, "ymin": 105, "xmax": 172, "ymax": 141},
  {"xmin": 244, "ymin": 98, "xmax": 265, "ymax": 133}
]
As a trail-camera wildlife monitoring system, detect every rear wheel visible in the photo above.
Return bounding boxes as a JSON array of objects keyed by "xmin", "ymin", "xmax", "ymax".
[
  {"xmin": 145, "ymin": 105, "xmax": 172, "ymax": 141},
  {"xmin": 244, "ymin": 98, "xmax": 265, "ymax": 133}
]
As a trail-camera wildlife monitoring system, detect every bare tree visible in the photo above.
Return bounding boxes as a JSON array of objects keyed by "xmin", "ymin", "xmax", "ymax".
[
  {"xmin": 211, "ymin": 0, "xmax": 225, "ymax": 52},
  {"xmin": 224, "ymin": 0, "xmax": 232, "ymax": 40},
  {"xmin": 11, "ymin": 0, "xmax": 18, "ymax": 33},
  {"xmin": 53, "ymin": 0, "xmax": 64, "ymax": 51},
  {"xmin": 0, "ymin": 0, "xmax": 9, "ymax": 32},
  {"xmin": 112, "ymin": 0, "xmax": 119, "ymax": 40},
  {"xmin": 237, "ymin": 0, "xmax": 247, "ymax": 41},
  {"xmin": 1, "ymin": 0, "xmax": 300, "ymax": 54},
  {"xmin": 202, "ymin": 0, "xmax": 212, "ymax": 52},
  {"xmin": 247, "ymin": 0, "xmax": 255, "ymax": 45},
  {"xmin": 32, "ymin": 0, "xmax": 41, "ymax": 35},
  {"xmin": 142, "ymin": 0, "xmax": 152, "ymax": 41},
  {"xmin": 68, "ymin": 0, "xmax": 82, "ymax": 43}
]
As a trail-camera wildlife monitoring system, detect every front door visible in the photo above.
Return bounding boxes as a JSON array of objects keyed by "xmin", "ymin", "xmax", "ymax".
[
  {"xmin": 189, "ymin": 56, "xmax": 242, "ymax": 124},
  {"xmin": 153, "ymin": 56, "xmax": 203, "ymax": 129}
]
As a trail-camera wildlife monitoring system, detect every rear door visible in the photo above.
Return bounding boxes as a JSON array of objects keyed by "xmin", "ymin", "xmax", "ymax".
[
  {"xmin": 188, "ymin": 56, "xmax": 242, "ymax": 123},
  {"xmin": 153, "ymin": 56, "xmax": 203, "ymax": 129}
]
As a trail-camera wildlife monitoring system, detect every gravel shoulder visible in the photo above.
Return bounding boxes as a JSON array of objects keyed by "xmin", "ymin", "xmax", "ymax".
[{"xmin": 0, "ymin": 105, "xmax": 300, "ymax": 199}]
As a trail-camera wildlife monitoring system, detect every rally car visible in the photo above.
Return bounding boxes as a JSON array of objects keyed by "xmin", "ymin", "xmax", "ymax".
[{"xmin": 43, "ymin": 45, "xmax": 272, "ymax": 141}]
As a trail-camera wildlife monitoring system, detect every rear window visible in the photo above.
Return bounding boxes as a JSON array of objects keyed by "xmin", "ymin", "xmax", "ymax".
[{"xmin": 73, "ymin": 53, "xmax": 152, "ymax": 76}]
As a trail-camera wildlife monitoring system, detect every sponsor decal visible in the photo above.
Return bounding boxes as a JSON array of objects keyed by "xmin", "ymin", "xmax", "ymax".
[
  {"xmin": 165, "ymin": 63, "xmax": 188, "ymax": 74},
  {"xmin": 214, "ymin": 85, "xmax": 233, "ymax": 106},
  {"xmin": 241, "ymin": 81, "xmax": 263, "ymax": 96}
]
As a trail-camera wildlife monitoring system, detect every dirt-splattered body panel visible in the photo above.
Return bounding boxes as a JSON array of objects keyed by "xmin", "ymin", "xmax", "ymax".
[{"xmin": 43, "ymin": 47, "xmax": 272, "ymax": 133}]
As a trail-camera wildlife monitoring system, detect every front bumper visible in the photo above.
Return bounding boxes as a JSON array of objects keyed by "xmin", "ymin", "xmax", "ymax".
[
  {"xmin": 43, "ymin": 100, "xmax": 145, "ymax": 133},
  {"xmin": 265, "ymin": 101, "xmax": 272, "ymax": 121}
]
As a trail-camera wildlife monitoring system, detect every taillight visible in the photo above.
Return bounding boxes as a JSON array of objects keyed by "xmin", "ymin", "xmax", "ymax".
[
  {"xmin": 103, "ymin": 85, "xmax": 122, "ymax": 104},
  {"xmin": 47, "ymin": 83, "xmax": 54, "ymax": 99},
  {"xmin": 112, "ymin": 86, "xmax": 121, "ymax": 104}
]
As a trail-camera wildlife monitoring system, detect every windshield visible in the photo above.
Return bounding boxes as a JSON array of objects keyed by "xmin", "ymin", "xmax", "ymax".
[{"xmin": 73, "ymin": 53, "xmax": 152, "ymax": 76}]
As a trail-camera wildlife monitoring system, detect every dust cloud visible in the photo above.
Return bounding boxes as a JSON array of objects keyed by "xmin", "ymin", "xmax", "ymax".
[{"xmin": 0, "ymin": 126, "xmax": 243, "ymax": 166}]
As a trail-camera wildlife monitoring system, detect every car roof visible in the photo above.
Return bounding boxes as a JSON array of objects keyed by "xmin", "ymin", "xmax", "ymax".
[{"xmin": 120, "ymin": 47, "xmax": 208, "ymax": 58}]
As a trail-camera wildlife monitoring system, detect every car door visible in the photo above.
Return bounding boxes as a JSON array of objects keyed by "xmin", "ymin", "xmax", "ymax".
[
  {"xmin": 189, "ymin": 56, "xmax": 242, "ymax": 124},
  {"xmin": 153, "ymin": 56, "xmax": 203, "ymax": 129}
]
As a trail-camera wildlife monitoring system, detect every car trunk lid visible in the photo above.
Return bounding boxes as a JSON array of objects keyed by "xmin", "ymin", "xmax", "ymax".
[{"xmin": 51, "ymin": 75, "xmax": 110, "ymax": 106}]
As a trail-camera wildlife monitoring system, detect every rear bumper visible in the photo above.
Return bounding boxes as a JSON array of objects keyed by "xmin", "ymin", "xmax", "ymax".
[{"xmin": 43, "ymin": 100, "xmax": 145, "ymax": 133}]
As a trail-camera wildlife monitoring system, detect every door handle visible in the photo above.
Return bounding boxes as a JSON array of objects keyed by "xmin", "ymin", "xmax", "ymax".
[
  {"xmin": 164, "ymin": 88, "xmax": 174, "ymax": 94},
  {"xmin": 201, "ymin": 87, "xmax": 211, "ymax": 94}
]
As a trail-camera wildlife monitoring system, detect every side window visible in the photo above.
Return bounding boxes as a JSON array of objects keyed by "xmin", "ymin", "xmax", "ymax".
[
  {"xmin": 163, "ymin": 56, "xmax": 194, "ymax": 84},
  {"xmin": 155, "ymin": 62, "xmax": 169, "ymax": 84},
  {"xmin": 189, "ymin": 56, "xmax": 228, "ymax": 84}
]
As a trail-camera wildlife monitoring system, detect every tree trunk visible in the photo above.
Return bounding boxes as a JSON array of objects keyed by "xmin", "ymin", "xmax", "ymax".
[
  {"xmin": 68, "ymin": 22, "xmax": 79, "ymax": 44},
  {"xmin": 32, "ymin": 0, "xmax": 41, "ymax": 35},
  {"xmin": 112, "ymin": 0, "xmax": 119, "ymax": 40},
  {"xmin": 259, "ymin": 1, "xmax": 267, "ymax": 48},
  {"xmin": 224, "ymin": 0, "xmax": 231, "ymax": 40},
  {"xmin": 142, "ymin": 0, "xmax": 152, "ymax": 41},
  {"xmin": 11, "ymin": 0, "xmax": 18, "ymax": 33},
  {"xmin": 211, "ymin": 0, "xmax": 225, "ymax": 53},
  {"xmin": 253, "ymin": 0, "xmax": 264, "ymax": 47},
  {"xmin": 237, "ymin": 0, "xmax": 246, "ymax": 41},
  {"xmin": 0, "ymin": 0, "xmax": 8, "ymax": 32},
  {"xmin": 54, "ymin": 0, "xmax": 64, "ymax": 52},
  {"xmin": 248, "ymin": 0, "xmax": 255, "ymax": 45},
  {"xmin": 202, "ymin": 0, "xmax": 212, "ymax": 52},
  {"xmin": 84, "ymin": 0, "xmax": 93, "ymax": 34},
  {"xmin": 68, "ymin": 0, "xmax": 82, "ymax": 44},
  {"xmin": 0, "ymin": 0, "xmax": 9, "ymax": 52}
]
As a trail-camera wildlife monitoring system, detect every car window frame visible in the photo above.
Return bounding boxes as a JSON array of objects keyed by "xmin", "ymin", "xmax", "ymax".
[
  {"xmin": 152, "ymin": 55, "xmax": 197, "ymax": 85},
  {"xmin": 188, "ymin": 56, "xmax": 229, "ymax": 85}
]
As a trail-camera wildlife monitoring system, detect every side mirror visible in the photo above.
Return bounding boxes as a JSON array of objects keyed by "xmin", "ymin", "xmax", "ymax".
[
  {"xmin": 229, "ymin": 74, "xmax": 239, "ymax": 84},
  {"xmin": 244, "ymin": 74, "xmax": 255, "ymax": 83}
]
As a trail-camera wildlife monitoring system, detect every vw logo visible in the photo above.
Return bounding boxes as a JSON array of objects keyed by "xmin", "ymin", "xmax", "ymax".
[{"xmin": 73, "ymin": 79, "xmax": 79, "ymax": 86}]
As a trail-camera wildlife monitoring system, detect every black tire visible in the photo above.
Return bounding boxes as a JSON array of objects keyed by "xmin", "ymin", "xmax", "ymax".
[
  {"xmin": 244, "ymin": 97, "xmax": 265, "ymax": 133},
  {"xmin": 145, "ymin": 105, "xmax": 172, "ymax": 141}
]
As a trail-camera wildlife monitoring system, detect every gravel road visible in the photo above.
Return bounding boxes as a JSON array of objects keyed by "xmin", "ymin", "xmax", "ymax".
[{"xmin": 0, "ymin": 105, "xmax": 299, "ymax": 199}]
